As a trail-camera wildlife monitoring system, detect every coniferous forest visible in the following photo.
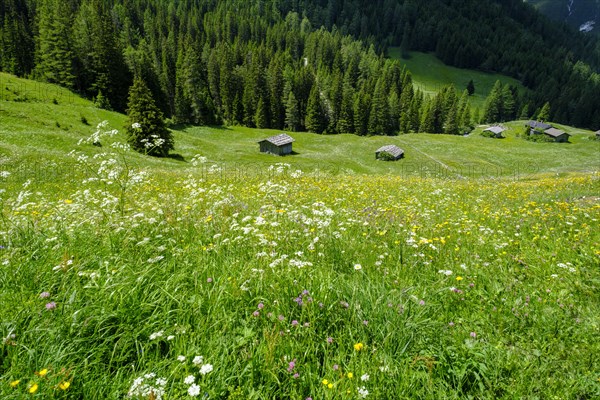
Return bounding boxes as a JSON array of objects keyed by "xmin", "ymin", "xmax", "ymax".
[{"xmin": 1, "ymin": 0, "xmax": 599, "ymax": 133}]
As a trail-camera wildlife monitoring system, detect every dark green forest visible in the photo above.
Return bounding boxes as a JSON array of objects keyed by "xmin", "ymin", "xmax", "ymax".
[{"xmin": 1, "ymin": 0, "xmax": 599, "ymax": 132}]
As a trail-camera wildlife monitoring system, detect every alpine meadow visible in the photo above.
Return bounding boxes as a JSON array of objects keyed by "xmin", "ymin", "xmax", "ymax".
[{"xmin": 1, "ymin": 1, "xmax": 600, "ymax": 399}]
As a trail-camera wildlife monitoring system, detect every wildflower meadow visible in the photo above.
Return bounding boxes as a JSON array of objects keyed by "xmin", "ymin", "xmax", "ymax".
[{"xmin": 1, "ymin": 122, "xmax": 599, "ymax": 399}]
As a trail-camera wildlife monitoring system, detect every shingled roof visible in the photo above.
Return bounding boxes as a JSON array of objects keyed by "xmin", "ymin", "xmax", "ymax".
[
  {"xmin": 258, "ymin": 133, "xmax": 294, "ymax": 146},
  {"xmin": 543, "ymin": 127, "xmax": 569, "ymax": 138},
  {"xmin": 483, "ymin": 126, "xmax": 506, "ymax": 135},
  {"xmin": 376, "ymin": 145, "xmax": 404, "ymax": 158},
  {"xmin": 526, "ymin": 121, "xmax": 552, "ymax": 130}
]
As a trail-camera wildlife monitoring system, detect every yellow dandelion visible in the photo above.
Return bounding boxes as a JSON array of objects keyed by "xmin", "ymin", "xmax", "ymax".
[
  {"xmin": 322, "ymin": 379, "xmax": 329, "ymax": 385},
  {"xmin": 10, "ymin": 380, "xmax": 20, "ymax": 388},
  {"xmin": 38, "ymin": 368, "xmax": 49, "ymax": 377},
  {"xmin": 29, "ymin": 383, "xmax": 39, "ymax": 394},
  {"xmin": 456, "ymin": 276, "xmax": 463, "ymax": 281},
  {"xmin": 347, "ymin": 372, "xmax": 354, "ymax": 379},
  {"xmin": 58, "ymin": 381, "xmax": 70, "ymax": 390},
  {"xmin": 353, "ymin": 343, "xmax": 364, "ymax": 351}
]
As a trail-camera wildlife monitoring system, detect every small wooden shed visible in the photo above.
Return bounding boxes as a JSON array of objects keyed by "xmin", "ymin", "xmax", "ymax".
[
  {"xmin": 258, "ymin": 134, "xmax": 294, "ymax": 156},
  {"xmin": 483, "ymin": 126, "xmax": 506, "ymax": 138},
  {"xmin": 543, "ymin": 127, "xmax": 570, "ymax": 143},
  {"xmin": 526, "ymin": 120, "xmax": 552, "ymax": 131},
  {"xmin": 376, "ymin": 145, "xmax": 404, "ymax": 161}
]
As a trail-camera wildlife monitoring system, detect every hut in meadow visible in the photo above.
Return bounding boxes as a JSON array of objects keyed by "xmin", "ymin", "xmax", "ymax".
[
  {"xmin": 542, "ymin": 127, "xmax": 570, "ymax": 143},
  {"xmin": 482, "ymin": 126, "xmax": 506, "ymax": 138},
  {"xmin": 258, "ymin": 134, "xmax": 294, "ymax": 156},
  {"xmin": 526, "ymin": 120, "xmax": 552, "ymax": 131},
  {"xmin": 375, "ymin": 145, "xmax": 404, "ymax": 161}
]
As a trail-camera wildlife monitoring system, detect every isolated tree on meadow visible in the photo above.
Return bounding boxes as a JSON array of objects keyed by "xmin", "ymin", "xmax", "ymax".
[{"xmin": 125, "ymin": 76, "xmax": 173, "ymax": 157}]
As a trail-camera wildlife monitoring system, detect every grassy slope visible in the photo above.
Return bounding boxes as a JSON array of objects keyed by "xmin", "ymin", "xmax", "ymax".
[
  {"xmin": 1, "ymin": 72, "xmax": 599, "ymax": 182},
  {"xmin": 387, "ymin": 49, "xmax": 526, "ymax": 111},
  {"xmin": 1, "ymin": 73, "xmax": 600, "ymax": 399}
]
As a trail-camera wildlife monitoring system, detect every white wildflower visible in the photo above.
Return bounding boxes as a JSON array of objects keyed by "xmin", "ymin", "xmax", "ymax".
[
  {"xmin": 358, "ymin": 386, "xmax": 369, "ymax": 398},
  {"xmin": 199, "ymin": 364, "xmax": 213, "ymax": 375},
  {"xmin": 188, "ymin": 383, "xmax": 201, "ymax": 397},
  {"xmin": 184, "ymin": 375, "xmax": 195, "ymax": 385},
  {"xmin": 361, "ymin": 373, "xmax": 370, "ymax": 381},
  {"xmin": 149, "ymin": 331, "xmax": 164, "ymax": 340},
  {"xmin": 177, "ymin": 355, "xmax": 186, "ymax": 362},
  {"xmin": 192, "ymin": 356, "xmax": 204, "ymax": 366},
  {"xmin": 438, "ymin": 270, "xmax": 453, "ymax": 276},
  {"xmin": 354, "ymin": 264, "xmax": 362, "ymax": 271},
  {"xmin": 131, "ymin": 122, "xmax": 141, "ymax": 129}
]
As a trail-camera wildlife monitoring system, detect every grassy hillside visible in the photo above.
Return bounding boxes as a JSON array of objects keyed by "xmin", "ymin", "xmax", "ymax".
[
  {"xmin": 387, "ymin": 49, "xmax": 526, "ymax": 111},
  {"xmin": 2, "ymin": 73, "xmax": 598, "ymax": 186},
  {"xmin": 1, "ymin": 73, "xmax": 600, "ymax": 399}
]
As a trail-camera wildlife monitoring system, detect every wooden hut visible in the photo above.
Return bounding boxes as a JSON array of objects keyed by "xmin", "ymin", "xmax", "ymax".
[
  {"xmin": 258, "ymin": 134, "xmax": 294, "ymax": 156},
  {"xmin": 482, "ymin": 126, "xmax": 506, "ymax": 138},
  {"xmin": 375, "ymin": 145, "xmax": 404, "ymax": 161},
  {"xmin": 542, "ymin": 128, "xmax": 570, "ymax": 142}
]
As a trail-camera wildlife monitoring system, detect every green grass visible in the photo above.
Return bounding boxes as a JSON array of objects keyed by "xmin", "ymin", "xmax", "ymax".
[
  {"xmin": 387, "ymin": 49, "xmax": 526, "ymax": 110},
  {"xmin": 1, "ymin": 73, "xmax": 600, "ymax": 399}
]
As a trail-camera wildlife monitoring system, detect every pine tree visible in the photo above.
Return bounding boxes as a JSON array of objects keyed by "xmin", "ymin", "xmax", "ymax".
[
  {"xmin": 466, "ymin": 79, "xmax": 475, "ymax": 96},
  {"xmin": 305, "ymin": 85, "xmax": 327, "ymax": 134},
  {"xmin": 354, "ymin": 90, "xmax": 371, "ymax": 136},
  {"xmin": 337, "ymin": 75, "xmax": 355, "ymax": 133},
  {"xmin": 538, "ymin": 102, "xmax": 551, "ymax": 121},
  {"xmin": 35, "ymin": 0, "xmax": 74, "ymax": 88},
  {"xmin": 285, "ymin": 91, "xmax": 301, "ymax": 132},
  {"xmin": 126, "ymin": 77, "xmax": 173, "ymax": 157},
  {"xmin": 254, "ymin": 98, "xmax": 269, "ymax": 128},
  {"xmin": 482, "ymin": 80, "xmax": 503, "ymax": 123}
]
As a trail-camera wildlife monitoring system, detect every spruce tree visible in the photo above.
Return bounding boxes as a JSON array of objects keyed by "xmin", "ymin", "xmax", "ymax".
[
  {"xmin": 285, "ymin": 91, "xmax": 301, "ymax": 132},
  {"xmin": 538, "ymin": 102, "xmax": 551, "ymax": 121},
  {"xmin": 466, "ymin": 79, "xmax": 475, "ymax": 96},
  {"xmin": 305, "ymin": 85, "xmax": 327, "ymax": 134},
  {"xmin": 126, "ymin": 77, "xmax": 173, "ymax": 157}
]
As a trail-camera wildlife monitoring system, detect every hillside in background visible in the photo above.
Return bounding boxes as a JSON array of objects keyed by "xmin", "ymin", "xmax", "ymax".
[
  {"xmin": 2, "ymin": 72, "xmax": 599, "ymax": 180},
  {"xmin": 525, "ymin": 0, "xmax": 599, "ymax": 34},
  {"xmin": 1, "ymin": 0, "xmax": 599, "ymax": 131}
]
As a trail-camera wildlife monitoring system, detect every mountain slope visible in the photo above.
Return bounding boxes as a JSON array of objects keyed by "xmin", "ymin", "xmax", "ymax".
[
  {"xmin": 1, "ymin": 0, "xmax": 599, "ymax": 130},
  {"xmin": 525, "ymin": 0, "xmax": 599, "ymax": 34}
]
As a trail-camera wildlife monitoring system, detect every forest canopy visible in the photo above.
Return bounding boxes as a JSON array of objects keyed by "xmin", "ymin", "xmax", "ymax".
[{"xmin": 1, "ymin": 0, "xmax": 599, "ymax": 131}]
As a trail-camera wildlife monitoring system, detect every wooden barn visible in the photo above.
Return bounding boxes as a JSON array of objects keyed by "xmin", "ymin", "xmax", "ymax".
[
  {"xmin": 526, "ymin": 120, "xmax": 552, "ymax": 131},
  {"xmin": 482, "ymin": 126, "xmax": 506, "ymax": 138},
  {"xmin": 375, "ymin": 145, "xmax": 404, "ymax": 161},
  {"xmin": 258, "ymin": 134, "xmax": 294, "ymax": 156},
  {"xmin": 542, "ymin": 127, "xmax": 570, "ymax": 143}
]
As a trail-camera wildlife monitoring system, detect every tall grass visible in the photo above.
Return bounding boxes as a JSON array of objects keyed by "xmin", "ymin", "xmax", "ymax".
[{"xmin": 1, "ymin": 125, "xmax": 599, "ymax": 398}]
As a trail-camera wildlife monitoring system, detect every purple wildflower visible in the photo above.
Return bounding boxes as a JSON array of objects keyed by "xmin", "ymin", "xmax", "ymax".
[
  {"xmin": 252, "ymin": 311, "xmax": 260, "ymax": 317},
  {"xmin": 45, "ymin": 302, "xmax": 57, "ymax": 311},
  {"xmin": 291, "ymin": 320, "xmax": 299, "ymax": 327},
  {"xmin": 326, "ymin": 337, "xmax": 333, "ymax": 344},
  {"xmin": 257, "ymin": 302, "xmax": 264, "ymax": 309},
  {"xmin": 39, "ymin": 292, "xmax": 51, "ymax": 299},
  {"xmin": 470, "ymin": 332, "xmax": 477, "ymax": 338}
]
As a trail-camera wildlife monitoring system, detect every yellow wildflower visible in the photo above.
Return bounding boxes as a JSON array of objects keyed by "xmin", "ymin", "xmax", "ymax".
[
  {"xmin": 38, "ymin": 368, "xmax": 49, "ymax": 377},
  {"xmin": 58, "ymin": 381, "xmax": 70, "ymax": 390},
  {"xmin": 456, "ymin": 276, "xmax": 463, "ymax": 281},
  {"xmin": 322, "ymin": 379, "xmax": 329, "ymax": 385},
  {"xmin": 327, "ymin": 383, "xmax": 333, "ymax": 389},
  {"xmin": 10, "ymin": 380, "xmax": 20, "ymax": 387},
  {"xmin": 353, "ymin": 343, "xmax": 364, "ymax": 351},
  {"xmin": 347, "ymin": 372, "xmax": 354, "ymax": 379},
  {"xmin": 29, "ymin": 383, "xmax": 39, "ymax": 394}
]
